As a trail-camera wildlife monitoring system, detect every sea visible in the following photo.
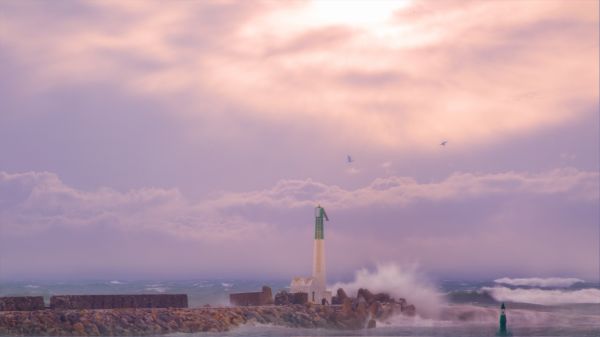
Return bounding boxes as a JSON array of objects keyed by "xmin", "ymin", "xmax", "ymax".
[{"xmin": 1, "ymin": 278, "xmax": 599, "ymax": 337}]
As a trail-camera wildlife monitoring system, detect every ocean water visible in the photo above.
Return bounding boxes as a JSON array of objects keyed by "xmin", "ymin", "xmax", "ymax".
[{"xmin": 1, "ymin": 278, "xmax": 599, "ymax": 337}]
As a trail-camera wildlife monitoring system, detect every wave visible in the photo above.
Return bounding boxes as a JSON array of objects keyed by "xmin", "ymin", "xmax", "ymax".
[
  {"xmin": 221, "ymin": 282, "xmax": 233, "ymax": 288},
  {"xmin": 109, "ymin": 280, "xmax": 124, "ymax": 285},
  {"xmin": 330, "ymin": 263, "xmax": 444, "ymax": 318},
  {"xmin": 24, "ymin": 284, "xmax": 40, "ymax": 289},
  {"xmin": 494, "ymin": 277, "xmax": 584, "ymax": 288},
  {"xmin": 483, "ymin": 286, "xmax": 600, "ymax": 305}
]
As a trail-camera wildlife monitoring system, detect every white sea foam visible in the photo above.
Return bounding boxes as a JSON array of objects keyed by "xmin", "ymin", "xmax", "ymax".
[
  {"xmin": 24, "ymin": 284, "xmax": 39, "ymax": 289},
  {"xmin": 483, "ymin": 286, "xmax": 600, "ymax": 305},
  {"xmin": 221, "ymin": 282, "xmax": 233, "ymax": 288},
  {"xmin": 194, "ymin": 282, "xmax": 212, "ymax": 288},
  {"xmin": 330, "ymin": 263, "xmax": 444, "ymax": 318},
  {"xmin": 109, "ymin": 280, "xmax": 124, "ymax": 285},
  {"xmin": 494, "ymin": 277, "xmax": 584, "ymax": 288},
  {"xmin": 145, "ymin": 286, "xmax": 167, "ymax": 293}
]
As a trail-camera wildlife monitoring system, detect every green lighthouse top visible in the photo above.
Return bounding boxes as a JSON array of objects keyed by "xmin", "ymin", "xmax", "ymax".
[{"xmin": 314, "ymin": 205, "xmax": 329, "ymax": 240}]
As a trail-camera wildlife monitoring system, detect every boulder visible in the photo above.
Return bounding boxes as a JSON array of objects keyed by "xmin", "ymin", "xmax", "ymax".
[
  {"xmin": 368, "ymin": 301, "xmax": 382, "ymax": 318},
  {"xmin": 357, "ymin": 288, "xmax": 375, "ymax": 304},
  {"xmin": 274, "ymin": 291, "xmax": 290, "ymax": 306},
  {"xmin": 341, "ymin": 298, "xmax": 353, "ymax": 316},
  {"xmin": 403, "ymin": 304, "xmax": 416, "ymax": 316},
  {"xmin": 336, "ymin": 288, "xmax": 348, "ymax": 301},
  {"xmin": 373, "ymin": 292, "xmax": 391, "ymax": 303}
]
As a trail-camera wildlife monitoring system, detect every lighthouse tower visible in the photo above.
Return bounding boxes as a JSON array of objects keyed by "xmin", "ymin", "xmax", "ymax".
[
  {"xmin": 312, "ymin": 205, "xmax": 328, "ymax": 292},
  {"xmin": 290, "ymin": 205, "xmax": 332, "ymax": 304}
]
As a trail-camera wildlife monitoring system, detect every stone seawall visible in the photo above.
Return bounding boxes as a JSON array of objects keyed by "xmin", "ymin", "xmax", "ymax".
[
  {"xmin": 49, "ymin": 295, "xmax": 188, "ymax": 310},
  {"xmin": 0, "ymin": 300, "xmax": 414, "ymax": 336},
  {"xmin": 229, "ymin": 286, "xmax": 273, "ymax": 306},
  {"xmin": 0, "ymin": 288, "xmax": 416, "ymax": 335},
  {"xmin": 0, "ymin": 297, "xmax": 45, "ymax": 312}
]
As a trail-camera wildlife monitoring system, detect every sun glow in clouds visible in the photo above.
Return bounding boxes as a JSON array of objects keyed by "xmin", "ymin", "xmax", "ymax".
[{"xmin": 308, "ymin": 0, "xmax": 413, "ymax": 26}]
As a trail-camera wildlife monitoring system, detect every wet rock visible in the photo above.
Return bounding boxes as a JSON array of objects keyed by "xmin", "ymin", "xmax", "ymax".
[
  {"xmin": 341, "ymin": 298, "xmax": 353, "ymax": 316},
  {"xmin": 357, "ymin": 288, "xmax": 375, "ymax": 304},
  {"xmin": 368, "ymin": 301, "xmax": 382, "ymax": 318},
  {"xmin": 373, "ymin": 292, "xmax": 391, "ymax": 303},
  {"xmin": 367, "ymin": 319, "xmax": 376, "ymax": 329},
  {"xmin": 403, "ymin": 304, "xmax": 416, "ymax": 316}
]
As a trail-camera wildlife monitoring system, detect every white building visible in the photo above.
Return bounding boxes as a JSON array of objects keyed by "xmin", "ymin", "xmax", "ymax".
[{"xmin": 290, "ymin": 205, "xmax": 332, "ymax": 304}]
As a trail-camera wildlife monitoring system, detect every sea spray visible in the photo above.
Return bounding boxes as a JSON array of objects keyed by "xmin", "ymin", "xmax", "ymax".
[{"xmin": 330, "ymin": 263, "xmax": 444, "ymax": 318}]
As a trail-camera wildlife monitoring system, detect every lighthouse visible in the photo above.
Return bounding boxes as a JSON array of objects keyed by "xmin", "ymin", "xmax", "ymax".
[
  {"xmin": 313, "ymin": 205, "xmax": 328, "ymax": 289},
  {"xmin": 290, "ymin": 205, "xmax": 333, "ymax": 304}
]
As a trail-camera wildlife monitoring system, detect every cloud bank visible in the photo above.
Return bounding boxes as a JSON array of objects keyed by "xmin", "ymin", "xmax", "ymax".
[{"xmin": 1, "ymin": 168, "xmax": 597, "ymax": 280}]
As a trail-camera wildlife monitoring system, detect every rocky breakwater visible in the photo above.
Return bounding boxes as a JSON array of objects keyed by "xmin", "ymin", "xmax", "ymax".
[{"xmin": 0, "ymin": 288, "xmax": 416, "ymax": 336}]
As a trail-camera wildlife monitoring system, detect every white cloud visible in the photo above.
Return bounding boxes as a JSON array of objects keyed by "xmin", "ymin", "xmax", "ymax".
[
  {"xmin": 210, "ymin": 167, "xmax": 599, "ymax": 210},
  {"xmin": 0, "ymin": 171, "xmax": 268, "ymax": 240},
  {"xmin": 2, "ymin": 168, "xmax": 597, "ymax": 237},
  {"xmin": 1, "ymin": 168, "xmax": 597, "ymax": 278}
]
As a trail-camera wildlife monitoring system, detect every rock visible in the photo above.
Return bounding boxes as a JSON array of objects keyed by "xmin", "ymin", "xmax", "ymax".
[
  {"xmin": 357, "ymin": 288, "xmax": 375, "ymax": 304},
  {"xmin": 367, "ymin": 319, "xmax": 376, "ymax": 329},
  {"xmin": 341, "ymin": 298, "xmax": 353, "ymax": 316},
  {"xmin": 337, "ymin": 288, "xmax": 348, "ymax": 301},
  {"xmin": 368, "ymin": 301, "xmax": 382, "ymax": 318},
  {"xmin": 355, "ymin": 302, "xmax": 367, "ymax": 318},
  {"xmin": 373, "ymin": 292, "xmax": 391, "ymax": 303},
  {"xmin": 72, "ymin": 322, "xmax": 86, "ymax": 335},
  {"xmin": 274, "ymin": 291, "xmax": 290, "ymax": 305},
  {"xmin": 403, "ymin": 304, "xmax": 416, "ymax": 316}
]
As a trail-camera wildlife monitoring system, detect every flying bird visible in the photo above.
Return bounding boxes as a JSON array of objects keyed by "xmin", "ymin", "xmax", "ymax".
[
  {"xmin": 347, "ymin": 155, "xmax": 353, "ymax": 163},
  {"xmin": 440, "ymin": 140, "xmax": 448, "ymax": 146}
]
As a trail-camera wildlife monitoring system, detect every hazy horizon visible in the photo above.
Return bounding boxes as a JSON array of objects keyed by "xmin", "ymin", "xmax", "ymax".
[{"xmin": 0, "ymin": 1, "xmax": 598, "ymax": 282}]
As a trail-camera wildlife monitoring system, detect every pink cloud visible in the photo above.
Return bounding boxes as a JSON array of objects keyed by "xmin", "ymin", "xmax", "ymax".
[{"xmin": 0, "ymin": 1, "xmax": 596, "ymax": 150}]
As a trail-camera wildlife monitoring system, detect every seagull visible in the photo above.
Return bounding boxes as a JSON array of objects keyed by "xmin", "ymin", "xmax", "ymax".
[
  {"xmin": 440, "ymin": 140, "xmax": 448, "ymax": 146},
  {"xmin": 347, "ymin": 155, "xmax": 353, "ymax": 163}
]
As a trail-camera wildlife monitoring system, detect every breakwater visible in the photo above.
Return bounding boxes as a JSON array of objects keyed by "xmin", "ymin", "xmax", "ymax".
[
  {"xmin": 0, "ymin": 289, "xmax": 416, "ymax": 336},
  {"xmin": 0, "ymin": 295, "xmax": 187, "ymax": 311}
]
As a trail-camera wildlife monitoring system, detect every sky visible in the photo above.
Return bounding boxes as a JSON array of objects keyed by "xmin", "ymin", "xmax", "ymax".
[{"xmin": 0, "ymin": 0, "xmax": 598, "ymax": 282}]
